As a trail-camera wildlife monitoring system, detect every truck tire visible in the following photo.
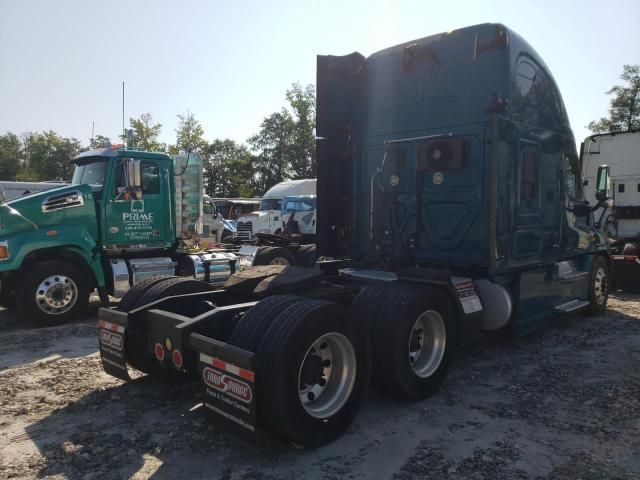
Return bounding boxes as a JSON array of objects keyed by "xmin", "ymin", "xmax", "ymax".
[
  {"xmin": 0, "ymin": 284, "xmax": 15, "ymax": 310},
  {"xmin": 228, "ymin": 295, "xmax": 303, "ymax": 352},
  {"xmin": 255, "ymin": 299, "xmax": 370, "ymax": 446},
  {"xmin": 372, "ymin": 284, "xmax": 456, "ymax": 401},
  {"xmin": 124, "ymin": 278, "xmax": 215, "ymax": 382},
  {"xmin": 16, "ymin": 261, "xmax": 90, "ymax": 326},
  {"xmin": 348, "ymin": 284, "xmax": 400, "ymax": 387},
  {"xmin": 117, "ymin": 275, "xmax": 177, "ymax": 312},
  {"xmin": 295, "ymin": 244, "xmax": 317, "ymax": 268},
  {"xmin": 253, "ymin": 246, "xmax": 297, "ymax": 266},
  {"xmin": 587, "ymin": 255, "xmax": 609, "ymax": 316}
]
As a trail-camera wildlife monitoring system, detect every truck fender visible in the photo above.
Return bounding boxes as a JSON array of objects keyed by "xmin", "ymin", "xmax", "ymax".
[{"xmin": 3, "ymin": 224, "xmax": 106, "ymax": 288}]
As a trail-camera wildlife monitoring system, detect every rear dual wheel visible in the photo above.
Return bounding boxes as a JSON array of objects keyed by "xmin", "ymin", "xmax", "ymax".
[
  {"xmin": 231, "ymin": 298, "xmax": 369, "ymax": 447},
  {"xmin": 352, "ymin": 284, "xmax": 456, "ymax": 401}
]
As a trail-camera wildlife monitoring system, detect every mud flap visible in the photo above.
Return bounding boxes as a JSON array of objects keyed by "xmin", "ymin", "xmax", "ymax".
[
  {"xmin": 98, "ymin": 309, "xmax": 130, "ymax": 381},
  {"xmin": 191, "ymin": 334, "xmax": 257, "ymax": 440},
  {"xmin": 450, "ymin": 276, "xmax": 484, "ymax": 345},
  {"xmin": 612, "ymin": 255, "xmax": 640, "ymax": 292}
]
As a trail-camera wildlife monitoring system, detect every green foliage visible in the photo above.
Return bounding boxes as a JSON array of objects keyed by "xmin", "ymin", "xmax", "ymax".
[
  {"xmin": 129, "ymin": 113, "xmax": 164, "ymax": 151},
  {"xmin": 24, "ymin": 131, "xmax": 80, "ymax": 181},
  {"xmin": 588, "ymin": 65, "xmax": 640, "ymax": 133},
  {"xmin": 204, "ymin": 139, "xmax": 253, "ymax": 198},
  {"xmin": 248, "ymin": 82, "xmax": 316, "ymax": 193},
  {"xmin": 90, "ymin": 134, "xmax": 111, "ymax": 149},
  {"xmin": 14, "ymin": 168, "xmax": 40, "ymax": 182},
  {"xmin": 0, "ymin": 132, "xmax": 22, "ymax": 180},
  {"xmin": 248, "ymin": 109, "xmax": 295, "ymax": 194},
  {"xmin": 287, "ymin": 83, "xmax": 316, "ymax": 178},
  {"xmin": 172, "ymin": 111, "xmax": 206, "ymax": 154}
]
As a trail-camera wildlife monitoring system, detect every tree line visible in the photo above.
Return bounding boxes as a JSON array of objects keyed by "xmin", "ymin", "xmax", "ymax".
[{"xmin": 0, "ymin": 82, "xmax": 316, "ymax": 198}]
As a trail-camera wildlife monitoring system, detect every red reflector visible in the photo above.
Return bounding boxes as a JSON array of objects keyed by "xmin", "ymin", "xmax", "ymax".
[
  {"xmin": 172, "ymin": 350, "xmax": 183, "ymax": 369},
  {"xmin": 154, "ymin": 343, "xmax": 165, "ymax": 361},
  {"xmin": 624, "ymin": 256, "xmax": 636, "ymax": 261}
]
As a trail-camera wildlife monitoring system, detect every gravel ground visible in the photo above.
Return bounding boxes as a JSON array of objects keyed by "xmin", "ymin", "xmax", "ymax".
[{"xmin": 0, "ymin": 294, "xmax": 639, "ymax": 479}]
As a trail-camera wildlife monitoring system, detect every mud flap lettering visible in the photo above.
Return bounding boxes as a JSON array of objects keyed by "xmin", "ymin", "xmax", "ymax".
[
  {"xmin": 450, "ymin": 276, "xmax": 483, "ymax": 314},
  {"xmin": 198, "ymin": 353, "xmax": 256, "ymax": 439},
  {"xmin": 98, "ymin": 319, "xmax": 130, "ymax": 381}
]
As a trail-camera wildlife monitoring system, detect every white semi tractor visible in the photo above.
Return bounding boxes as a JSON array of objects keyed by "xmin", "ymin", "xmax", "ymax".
[
  {"xmin": 582, "ymin": 130, "xmax": 640, "ymax": 290},
  {"xmin": 234, "ymin": 178, "xmax": 316, "ymax": 241}
]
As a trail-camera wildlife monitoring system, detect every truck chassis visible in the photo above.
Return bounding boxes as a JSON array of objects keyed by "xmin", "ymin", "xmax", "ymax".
[{"xmin": 98, "ymin": 264, "xmax": 485, "ymax": 446}]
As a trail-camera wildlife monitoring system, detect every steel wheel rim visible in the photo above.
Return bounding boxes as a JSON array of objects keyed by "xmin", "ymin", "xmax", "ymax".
[
  {"xmin": 298, "ymin": 332, "xmax": 357, "ymax": 419},
  {"xmin": 270, "ymin": 256, "xmax": 290, "ymax": 266},
  {"xmin": 35, "ymin": 275, "xmax": 78, "ymax": 315},
  {"xmin": 594, "ymin": 266, "xmax": 608, "ymax": 305},
  {"xmin": 408, "ymin": 310, "xmax": 447, "ymax": 378}
]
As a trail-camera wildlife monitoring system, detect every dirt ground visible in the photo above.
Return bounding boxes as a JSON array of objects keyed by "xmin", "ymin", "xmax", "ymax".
[{"xmin": 0, "ymin": 294, "xmax": 639, "ymax": 480}]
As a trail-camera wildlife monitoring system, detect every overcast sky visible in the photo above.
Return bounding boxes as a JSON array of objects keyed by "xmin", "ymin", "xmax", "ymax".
[{"xmin": 1, "ymin": 0, "xmax": 638, "ymax": 149}]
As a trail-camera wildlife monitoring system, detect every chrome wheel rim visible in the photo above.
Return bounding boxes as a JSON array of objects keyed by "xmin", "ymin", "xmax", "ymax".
[
  {"xmin": 298, "ymin": 332, "xmax": 357, "ymax": 419},
  {"xmin": 594, "ymin": 266, "xmax": 608, "ymax": 305},
  {"xmin": 408, "ymin": 310, "xmax": 447, "ymax": 378},
  {"xmin": 270, "ymin": 256, "xmax": 291, "ymax": 266},
  {"xmin": 35, "ymin": 275, "xmax": 78, "ymax": 315}
]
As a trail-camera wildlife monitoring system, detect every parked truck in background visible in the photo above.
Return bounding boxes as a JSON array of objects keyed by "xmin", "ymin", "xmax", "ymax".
[
  {"xmin": 201, "ymin": 194, "xmax": 224, "ymax": 242},
  {"xmin": 98, "ymin": 24, "xmax": 614, "ymax": 447},
  {"xmin": 0, "ymin": 181, "xmax": 68, "ymax": 201},
  {"xmin": 581, "ymin": 130, "xmax": 640, "ymax": 290},
  {"xmin": 234, "ymin": 179, "xmax": 316, "ymax": 240}
]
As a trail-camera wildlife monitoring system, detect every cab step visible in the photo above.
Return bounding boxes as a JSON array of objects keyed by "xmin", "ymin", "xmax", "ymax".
[{"xmin": 555, "ymin": 299, "xmax": 589, "ymax": 313}]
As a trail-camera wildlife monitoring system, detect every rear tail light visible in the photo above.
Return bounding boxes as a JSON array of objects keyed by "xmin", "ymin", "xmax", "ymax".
[
  {"xmin": 172, "ymin": 350, "xmax": 183, "ymax": 369},
  {"xmin": 154, "ymin": 343, "xmax": 165, "ymax": 361}
]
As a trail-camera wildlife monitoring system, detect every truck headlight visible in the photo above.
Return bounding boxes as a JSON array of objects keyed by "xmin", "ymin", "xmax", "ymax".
[{"xmin": 0, "ymin": 241, "xmax": 8, "ymax": 261}]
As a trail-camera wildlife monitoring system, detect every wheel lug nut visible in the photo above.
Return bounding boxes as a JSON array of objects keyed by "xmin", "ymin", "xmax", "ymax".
[{"xmin": 318, "ymin": 378, "xmax": 326, "ymax": 387}]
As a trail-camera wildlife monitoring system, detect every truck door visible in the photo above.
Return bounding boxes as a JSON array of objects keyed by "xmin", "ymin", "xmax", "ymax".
[{"xmin": 103, "ymin": 158, "xmax": 171, "ymax": 247}]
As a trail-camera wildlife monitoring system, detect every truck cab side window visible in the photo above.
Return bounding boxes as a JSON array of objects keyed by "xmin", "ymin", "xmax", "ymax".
[
  {"xmin": 114, "ymin": 161, "xmax": 127, "ymax": 195},
  {"xmin": 141, "ymin": 162, "xmax": 159, "ymax": 194},
  {"xmin": 563, "ymin": 154, "xmax": 581, "ymax": 199}
]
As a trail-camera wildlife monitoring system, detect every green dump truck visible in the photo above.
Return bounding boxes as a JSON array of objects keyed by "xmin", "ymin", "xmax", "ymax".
[{"xmin": 0, "ymin": 147, "xmax": 265, "ymax": 325}]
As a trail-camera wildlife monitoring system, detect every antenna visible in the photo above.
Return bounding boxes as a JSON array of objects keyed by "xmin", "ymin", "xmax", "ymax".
[
  {"xmin": 122, "ymin": 81, "xmax": 125, "ymax": 142},
  {"xmin": 91, "ymin": 121, "xmax": 95, "ymax": 146}
]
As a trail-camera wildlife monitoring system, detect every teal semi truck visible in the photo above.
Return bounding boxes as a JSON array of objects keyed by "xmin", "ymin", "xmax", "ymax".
[{"xmin": 98, "ymin": 24, "xmax": 613, "ymax": 446}]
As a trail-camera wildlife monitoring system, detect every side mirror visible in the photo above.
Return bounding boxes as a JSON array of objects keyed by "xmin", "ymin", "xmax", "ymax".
[
  {"xmin": 595, "ymin": 164, "xmax": 610, "ymax": 201},
  {"xmin": 126, "ymin": 158, "xmax": 142, "ymax": 188}
]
